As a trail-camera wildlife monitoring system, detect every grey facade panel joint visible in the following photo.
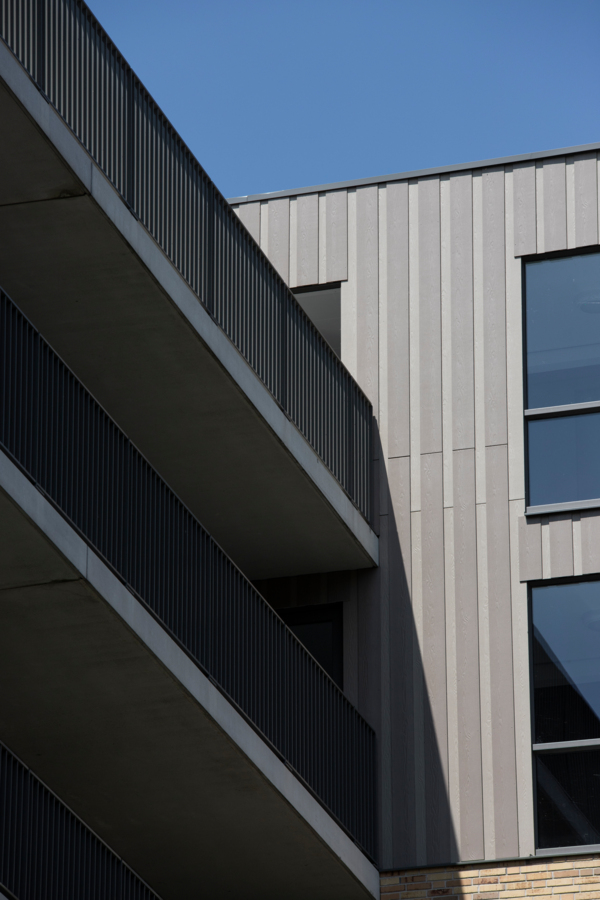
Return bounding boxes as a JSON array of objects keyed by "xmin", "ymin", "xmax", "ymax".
[
  {"xmin": 0, "ymin": 447, "xmax": 380, "ymax": 900},
  {"xmin": 228, "ymin": 143, "xmax": 600, "ymax": 205}
]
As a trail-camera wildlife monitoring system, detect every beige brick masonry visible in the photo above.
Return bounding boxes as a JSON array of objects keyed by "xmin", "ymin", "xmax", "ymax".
[{"xmin": 380, "ymin": 853, "xmax": 600, "ymax": 900}]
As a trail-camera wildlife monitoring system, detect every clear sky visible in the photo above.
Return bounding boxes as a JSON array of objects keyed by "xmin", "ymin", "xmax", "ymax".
[{"xmin": 86, "ymin": 0, "xmax": 600, "ymax": 200}]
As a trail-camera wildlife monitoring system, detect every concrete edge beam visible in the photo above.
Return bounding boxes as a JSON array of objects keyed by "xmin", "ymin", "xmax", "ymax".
[
  {"xmin": 0, "ymin": 39, "xmax": 378, "ymax": 569},
  {"xmin": 0, "ymin": 447, "xmax": 380, "ymax": 899}
]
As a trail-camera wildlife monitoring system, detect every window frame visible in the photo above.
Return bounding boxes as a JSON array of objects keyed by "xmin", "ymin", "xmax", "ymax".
[
  {"xmin": 523, "ymin": 245, "xmax": 600, "ymax": 516},
  {"xmin": 529, "ymin": 573, "xmax": 600, "ymax": 854}
]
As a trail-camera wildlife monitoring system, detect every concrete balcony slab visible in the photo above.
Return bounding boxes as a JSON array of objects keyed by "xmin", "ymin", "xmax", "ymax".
[
  {"xmin": 0, "ymin": 448, "xmax": 378, "ymax": 900},
  {"xmin": 0, "ymin": 41, "xmax": 378, "ymax": 580}
]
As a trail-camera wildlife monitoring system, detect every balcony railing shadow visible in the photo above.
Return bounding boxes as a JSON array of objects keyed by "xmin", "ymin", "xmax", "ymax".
[{"xmin": 254, "ymin": 421, "xmax": 460, "ymax": 869}]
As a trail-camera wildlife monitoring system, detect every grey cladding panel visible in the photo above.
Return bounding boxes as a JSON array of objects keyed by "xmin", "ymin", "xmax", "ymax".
[
  {"xmin": 388, "ymin": 459, "xmax": 416, "ymax": 865},
  {"xmin": 574, "ymin": 153, "xmax": 599, "ymax": 248},
  {"xmin": 518, "ymin": 516, "xmax": 542, "ymax": 582},
  {"xmin": 236, "ymin": 202, "xmax": 261, "ymax": 244},
  {"xmin": 386, "ymin": 181, "xmax": 410, "ymax": 459},
  {"xmin": 513, "ymin": 163, "xmax": 537, "ymax": 257},
  {"xmin": 543, "ymin": 157, "xmax": 567, "ymax": 252},
  {"xmin": 485, "ymin": 444, "xmax": 518, "ymax": 858},
  {"xmin": 296, "ymin": 193, "xmax": 319, "ymax": 286},
  {"xmin": 327, "ymin": 191, "xmax": 348, "ymax": 282},
  {"xmin": 482, "ymin": 169, "xmax": 507, "ymax": 447},
  {"xmin": 356, "ymin": 186, "xmax": 379, "ymax": 411},
  {"xmin": 357, "ymin": 566, "xmax": 382, "ymax": 737},
  {"xmin": 450, "ymin": 173, "xmax": 475, "ymax": 450},
  {"xmin": 548, "ymin": 515, "xmax": 573, "ymax": 578},
  {"xmin": 452, "ymin": 449, "xmax": 484, "ymax": 860},
  {"xmin": 372, "ymin": 456, "xmax": 381, "ymax": 523},
  {"xmin": 420, "ymin": 452, "xmax": 451, "ymax": 862},
  {"xmin": 379, "ymin": 513, "xmax": 392, "ymax": 866},
  {"xmin": 388, "ymin": 456, "xmax": 412, "ymax": 590},
  {"xmin": 267, "ymin": 197, "xmax": 290, "ymax": 282},
  {"xmin": 419, "ymin": 179, "xmax": 442, "ymax": 454},
  {"xmin": 581, "ymin": 511, "xmax": 600, "ymax": 575}
]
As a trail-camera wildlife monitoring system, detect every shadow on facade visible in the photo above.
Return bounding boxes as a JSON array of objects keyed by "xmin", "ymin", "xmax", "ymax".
[{"xmin": 256, "ymin": 423, "xmax": 459, "ymax": 872}]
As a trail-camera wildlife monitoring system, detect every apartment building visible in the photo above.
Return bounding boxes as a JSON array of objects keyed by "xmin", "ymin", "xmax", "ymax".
[
  {"xmin": 0, "ymin": 1, "xmax": 599, "ymax": 898},
  {"xmin": 230, "ymin": 149, "xmax": 600, "ymax": 895}
]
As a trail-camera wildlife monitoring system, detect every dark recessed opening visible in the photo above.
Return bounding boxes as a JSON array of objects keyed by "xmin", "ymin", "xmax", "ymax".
[
  {"xmin": 279, "ymin": 603, "xmax": 343, "ymax": 688},
  {"xmin": 292, "ymin": 283, "xmax": 341, "ymax": 356}
]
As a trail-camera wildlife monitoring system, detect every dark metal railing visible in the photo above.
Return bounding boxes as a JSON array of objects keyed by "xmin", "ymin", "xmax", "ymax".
[
  {"xmin": 0, "ymin": 289, "xmax": 377, "ymax": 861},
  {"xmin": 0, "ymin": 0, "xmax": 372, "ymax": 522},
  {"xmin": 0, "ymin": 740, "xmax": 160, "ymax": 900}
]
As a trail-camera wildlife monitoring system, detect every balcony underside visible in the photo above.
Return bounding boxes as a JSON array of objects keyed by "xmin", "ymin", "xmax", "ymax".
[
  {"xmin": 0, "ymin": 51, "xmax": 378, "ymax": 580},
  {"xmin": 0, "ymin": 457, "xmax": 377, "ymax": 900}
]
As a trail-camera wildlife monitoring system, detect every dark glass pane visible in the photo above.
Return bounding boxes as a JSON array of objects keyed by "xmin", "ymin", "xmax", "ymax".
[
  {"xmin": 527, "ymin": 412, "xmax": 600, "ymax": 507},
  {"xmin": 536, "ymin": 750, "xmax": 600, "ymax": 848},
  {"xmin": 532, "ymin": 581, "xmax": 600, "ymax": 743},
  {"xmin": 280, "ymin": 603, "xmax": 343, "ymax": 688},
  {"xmin": 526, "ymin": 252, "xmax": 600, "ymax": 408},
  {"xmin": 290, "ymin": 621, "xmax": 334, "ymax": 672}
]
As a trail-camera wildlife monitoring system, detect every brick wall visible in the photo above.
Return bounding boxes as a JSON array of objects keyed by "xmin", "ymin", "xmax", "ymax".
[{"xmin": 381, "ymin": 855, "xmax": 600, "ymax": 900}]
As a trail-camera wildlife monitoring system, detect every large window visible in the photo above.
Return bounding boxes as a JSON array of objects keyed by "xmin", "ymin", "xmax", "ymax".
[
  {"xmin": 532, "ymin": 580, "xmax": 600, "ymax": 850},
  {"xmin": 525, "ymin": 249, "xmax": 600, "ymax": 511}
]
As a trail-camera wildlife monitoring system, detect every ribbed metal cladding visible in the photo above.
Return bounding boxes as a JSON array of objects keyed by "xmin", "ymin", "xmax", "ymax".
[
  {"xmin": 0, "ymin": 0, "xmax": 373, "ymax": 522},
  {"xmin": 0, "ymin": 289, "xmax": 377, "ymax": 861},
  {"xmin": 0, "ymin": 741, "xmax": 160, "ymax": 900}
]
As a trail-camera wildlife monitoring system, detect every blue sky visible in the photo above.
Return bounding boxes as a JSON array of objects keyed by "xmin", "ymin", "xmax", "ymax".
[{"xmin": 87, "ymin": 0, "xmax": 600, "ymax": 199}]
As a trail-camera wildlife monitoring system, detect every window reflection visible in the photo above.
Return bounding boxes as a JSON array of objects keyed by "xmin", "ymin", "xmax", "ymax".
[
  {"xmin": 536, "ymin": 751, "xmax": 600, "ymax": 849},
  {"xmin": 527, "ymin": 252, "xmax": 600, "ymax": 851},
  {"xmin": 533, "ymin": 581, "xmax": 600, "ymax": 743},
  {"xmin": 526, "ymin": 252, "xmax": 600, "ymax": 409},
  {"xmin": 528, "ymin": 412, "xmax": 600, "ymax": 507}
]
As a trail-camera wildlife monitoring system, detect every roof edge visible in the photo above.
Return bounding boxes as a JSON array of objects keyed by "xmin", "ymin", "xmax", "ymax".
[{"xmin": 228, "ymin": 141, "xmax": 600, "ymax": 204}]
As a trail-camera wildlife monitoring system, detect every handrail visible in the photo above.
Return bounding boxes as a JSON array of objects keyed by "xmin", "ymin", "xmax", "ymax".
[
  {"xmin": 0, "ymin": 0, "xmax": 372, "ymax": 522},
  {"xmin": 0, "ymin": 740, "xmax": 161, "ymax": 900},
  {"xmin": 0, "ymin": 287, "xmax": 377, "ymax": 861}
]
